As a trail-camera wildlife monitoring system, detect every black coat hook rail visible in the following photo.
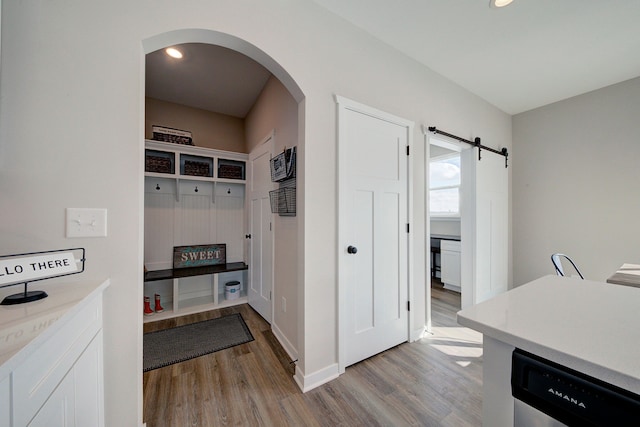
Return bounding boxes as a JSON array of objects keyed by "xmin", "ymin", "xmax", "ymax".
[{"xmin": 428, "ymin": 126, "xmax": 509, "ymax": 168}]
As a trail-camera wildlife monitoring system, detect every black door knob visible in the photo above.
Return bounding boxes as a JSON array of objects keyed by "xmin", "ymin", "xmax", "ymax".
[
  {"xmin": 347, "ymin": 246, "xmax": 358, "ymax": 254},
  {"xmin": 245, "ymin": 234, "xmax": 252, "ymax": 239}
]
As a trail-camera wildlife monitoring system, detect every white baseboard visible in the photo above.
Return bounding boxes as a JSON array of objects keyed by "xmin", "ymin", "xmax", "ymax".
[
  {"xmin": 293, "ymin": 363, "xmax": 340, "ymax": 392},
  {"xmin": 271, "ymin": 322, "xmax": 298, "ymax": 361},
  {"xmin": 443, "ymin": 283, "xmax": 461, "ymax": 293},
  {"xmin": 411, "ymin": 326, "xmax": 426, "ymax": 342},
  {"xmin": 269, "ymin": 322, "xmax": 338, "ymax": 393}
]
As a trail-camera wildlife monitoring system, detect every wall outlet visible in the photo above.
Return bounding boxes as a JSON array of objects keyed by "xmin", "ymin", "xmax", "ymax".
[
  {"xmin": 282, "ymin": 297, "xmax": 287, "ymax": 312},
  {"xmin": 66, "ymin": 208, "xmax": 108, "ymax": 238}
]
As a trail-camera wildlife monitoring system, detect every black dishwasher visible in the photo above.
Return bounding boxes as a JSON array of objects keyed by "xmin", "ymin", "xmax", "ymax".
[{"xmin": 511, "ymin": 348, "xmax": 640, "ymax": 426}]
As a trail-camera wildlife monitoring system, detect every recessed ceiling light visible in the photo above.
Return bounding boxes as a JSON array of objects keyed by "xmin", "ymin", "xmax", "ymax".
[
  {"xmin": 165, "ymin": 47, "xmax": 183, "ymax": 59},
  {"xmin": 490, "ymin": 0, "xmax": 514, "ymax": 7}
]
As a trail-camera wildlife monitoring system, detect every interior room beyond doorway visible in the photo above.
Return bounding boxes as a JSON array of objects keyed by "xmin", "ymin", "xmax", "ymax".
[
  {"xmin": 141, "ymin": 35, "xmax": 303, "ymax": 378},
  {"xmin": 429, "ymin": 139, "xmax": 463, "ymax": 295}
]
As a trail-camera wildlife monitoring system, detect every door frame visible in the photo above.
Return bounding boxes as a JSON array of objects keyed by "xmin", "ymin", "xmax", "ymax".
[
  {"xmin": 246, "ymin": 130, "xmax": 276, "ymax": 323},
  {"xmin": 425, "ymin": 132, "xmax": 472, "ymax": 332},
  {"xmin": 336, "ymin": 95, "xmax": 414, "ymax": 373},
  {"xmin": 425, "ymin": 128, "xmax": 509, "ymax": 330}
]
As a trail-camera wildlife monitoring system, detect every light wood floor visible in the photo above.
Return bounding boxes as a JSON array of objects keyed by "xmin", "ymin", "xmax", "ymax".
[{"xmin": 143, "ymin": 281, "xmax": 483, "ymax": 426}]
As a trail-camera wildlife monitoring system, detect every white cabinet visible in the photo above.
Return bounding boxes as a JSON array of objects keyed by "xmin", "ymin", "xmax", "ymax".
[
  {"xmin": 441, "ymin": 240, "xmax": 461, "ymax": 292},
  {"xmin": 28, "ymin": 370, "xmax": 75, "ymax": 427},
  {"xmin": 0, "ymin": 280, "xmax": 108, "ymax": 427},
  {"xmin": 28, "ymin": 331, "xmax": 103, "ymax": 427}
]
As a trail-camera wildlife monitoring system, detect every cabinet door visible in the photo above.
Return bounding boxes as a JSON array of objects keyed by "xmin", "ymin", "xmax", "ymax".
[
  {"xmin": 1, "ymin": 375, "xmax": 9, "ymax": 427},
  {"xmin": 27, "ymin": 333, "xmax": 103, "ymax": 427},
  {"xmin": 441, "ymin": 249, "xmax": 461, "ymax": 287},
  {"xmin": 73, "ymin": 332, "xmax": 104, "ymax": 427},
  {"xmin": 28, "ymin": 371, "xmax": 75, "ymax": 427}
]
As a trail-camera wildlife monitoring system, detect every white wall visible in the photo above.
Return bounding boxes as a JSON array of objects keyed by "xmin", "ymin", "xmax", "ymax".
[
  {"xmin": 245, "ymin": 76, "xmax": 300, "ymax": 356},
  {"xmin": 0, "ymin": 1, "xmax": 511, "ymax": 425},
  {"xmin": 145, "ymin": 97, "xmax": 247, "ymax": 152},
  {"xmin": 513, "ymin": 77, "xmax": 640, "ymax": 285}
]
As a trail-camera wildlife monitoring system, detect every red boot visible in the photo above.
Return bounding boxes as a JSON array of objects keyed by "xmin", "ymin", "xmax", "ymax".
[
  {"xmin": 154, "ymin": 294, "xmax": 164, "ymax": 313},
  {"xmin": 144, "ymin": 296, "xmax": 154, "ymax": 316}
]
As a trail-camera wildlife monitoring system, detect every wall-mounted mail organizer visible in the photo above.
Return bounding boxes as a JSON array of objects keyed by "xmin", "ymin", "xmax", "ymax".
[
  {"xmin": 0, "ymin": 248, "xmax": 86, "ymax": 305},
  {"xmin": 270, "ymin": 147, "xmax": 296, "ymax": 182},
  {"xmin": 269, "ymin": 147, "xmax": 297, "ymax": 216},
  {"xmin": 269, "ymin": 185, "xmax": 296, "ymax": 216}
]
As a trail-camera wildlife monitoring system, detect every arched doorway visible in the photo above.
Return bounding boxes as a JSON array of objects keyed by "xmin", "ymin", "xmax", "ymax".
[
  {"xmin": 142, "ymin": 29, "xmax": 303, "ymax": 103},
  {"xmin": 141, "ymin": 28, "xmax": 305, "ymax": 376}
]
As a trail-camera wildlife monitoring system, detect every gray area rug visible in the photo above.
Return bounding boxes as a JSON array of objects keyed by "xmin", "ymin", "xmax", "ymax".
[{"xmin": 143, "ymin": 313, "xmax": 254, "ymax": 372}]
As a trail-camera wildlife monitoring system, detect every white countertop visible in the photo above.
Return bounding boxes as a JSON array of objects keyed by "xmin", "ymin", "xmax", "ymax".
[
  {"xmin": 0, "ymin": 278, "xmax": 109, "ymax": 376},
  {"xmin": 457, "ymin": 275, "xmax": 640, "ymax": 394}
]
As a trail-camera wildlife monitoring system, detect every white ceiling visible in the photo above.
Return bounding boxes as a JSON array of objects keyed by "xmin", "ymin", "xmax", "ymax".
[
  {"xmin": 146, "ymin": 1, "xmax": 640, "ymax": 117},
  {"xmin": 313, "ymin": 0, "xmax": 640, "ymax": 114}
]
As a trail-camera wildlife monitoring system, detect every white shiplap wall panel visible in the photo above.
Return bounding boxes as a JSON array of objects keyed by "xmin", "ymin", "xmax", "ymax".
[
  {"xmin": 176, "ymin": 189, "xmax": 216, "ymax": 247},
  {"xmin": 144, "ymin": 178, "xmax": 245, "ymax": 268},
  {"xmin": 215, "ymin": 195, "xmax": 245, "ymax": 262},
  {"xmin": 144, "ymin": 189, "xmax": 175, "ymax": 270}
]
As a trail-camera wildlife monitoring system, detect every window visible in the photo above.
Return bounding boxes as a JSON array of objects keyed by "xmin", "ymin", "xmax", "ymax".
[{"xmin": 429, "ymin": 154, "xmax": 461, "ymax": 216}]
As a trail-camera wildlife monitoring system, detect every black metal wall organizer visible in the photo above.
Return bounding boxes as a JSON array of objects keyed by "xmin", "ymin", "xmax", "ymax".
[
  {"xmin": 269, "ymin": 186, "xmax": 296, "ymax": 216},
  {"xmin": 428, "ymin": 126, "xmax": 509, "ymax": 168},
  {"xmin": 269, "ymin": 147, "xmax": 297, "ymax": 216},
  {"xmin": 270, "ymin": 147, "xmax": 296, "ymax": 182}
]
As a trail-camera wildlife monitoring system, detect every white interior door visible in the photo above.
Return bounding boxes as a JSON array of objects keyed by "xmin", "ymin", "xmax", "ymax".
[
  {"xmin": 337, "ymin": 97, "xmax": 412, "ymax": 369},
  {"xmin": 247, "ymin": 133, "xmax": 274, "ymax": 322},
  {"xmin": 461, "ymin": 147, "xmax": 509, "ymax": 308}
]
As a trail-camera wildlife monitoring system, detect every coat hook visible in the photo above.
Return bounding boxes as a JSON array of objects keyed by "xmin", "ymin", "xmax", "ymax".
[
  {"xmin": 227, "ymin": 188, "xmax": 231, "ymax": 194},
  {"xmin": 156, "ymin": 184, "xmax": 160, "ymax": 190},
  {"xmin": 194, "ymin": 186, "xmax": 199, "ymax": 193}
]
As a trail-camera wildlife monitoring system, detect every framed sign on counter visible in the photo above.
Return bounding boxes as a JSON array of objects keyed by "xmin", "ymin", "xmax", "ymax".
[{"xmin": 0, "ymin": 248, "xmax": 86, "ymax": 305}]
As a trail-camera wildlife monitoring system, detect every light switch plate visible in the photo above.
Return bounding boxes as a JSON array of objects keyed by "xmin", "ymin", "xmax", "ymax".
[{"xmin": 66, "ymin": 208, "xmax": 108, "ymax": 238}]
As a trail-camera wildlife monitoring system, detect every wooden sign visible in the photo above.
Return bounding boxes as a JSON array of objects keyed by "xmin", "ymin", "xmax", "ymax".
[
  {"xmin": 152, "ymin": 125, "xmax": 193, "ymax": 145},
  {"xmin": 173, "ymin": 244, "xmax": 226, "ymax": 269}
]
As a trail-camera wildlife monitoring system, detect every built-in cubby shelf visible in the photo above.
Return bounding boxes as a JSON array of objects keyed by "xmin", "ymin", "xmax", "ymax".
[
  {"xmin": 143, "ymin": 263, "xmax": 249, "ymax": 323},
  {"xmin": 145, "ymin": 139, "xmax": 247, "ymax": 183},
  {"xmin": 143, "ymin": 139, "xmax": 249, "ymax": 321}
]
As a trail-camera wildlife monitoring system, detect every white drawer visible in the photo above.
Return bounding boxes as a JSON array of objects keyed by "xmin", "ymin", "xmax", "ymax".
[
  {"xmin": 12, "ymin": 294, "xmax": 102, "ymax": 426},
  {"xmin": 441, "ymin": 240, "xmax": 461, "ymax": 252}
]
